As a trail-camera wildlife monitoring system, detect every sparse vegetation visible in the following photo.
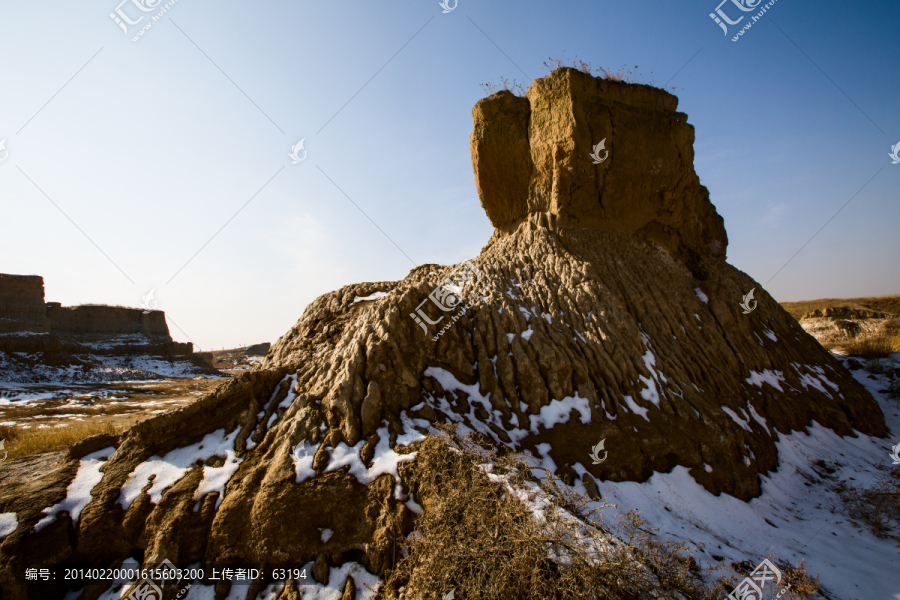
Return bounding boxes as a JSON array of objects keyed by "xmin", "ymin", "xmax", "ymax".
[
  {"xmin": 479, "ymin": 76, "xmax": 529, "ymax": 97},
  {"xmin": 839, "ymin": 331, "xmax": 900, "ymax": 359},
  {"xmin": 0, "ymin": 421, "xmax": 121, "ymax": 459},
  {"xmin": 838, "ymin": 466, "xmax": 900, "ymax": 539},
  {"xmin": 479, "ymin": 51, "xmax": 681, "ymax": 99},
  {"xmin": 544, "ymin": 52, "xmax": 641, "ymax": 83},
  {"xmin": 541, "ymin": 51, "xmax": 676, "ymax": 91},
  {"xmin": 383, "ymin": 428, "xmax": 818, "ymax": 600}
]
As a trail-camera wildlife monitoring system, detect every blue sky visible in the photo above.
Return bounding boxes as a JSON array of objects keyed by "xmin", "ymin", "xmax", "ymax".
[{"xmin": 1, "ymin": 0, "xmax": 897, "ymax": 350}]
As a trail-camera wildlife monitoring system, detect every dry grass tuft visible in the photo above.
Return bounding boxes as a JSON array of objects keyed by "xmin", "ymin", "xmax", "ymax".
[
  {"xmin": 839, "ymin": 466, "xmax": 900, "ymax": 538},
  {"xmin": 840, "ymin": 331, "xmax": 900, "ymax": 358},
  {"xmin": 479, "ymin": 77, "xmax": 529, "ymax": 97},
  {"xmin": 540, "ymin": 52, "xmax": 678, "ymax": 92},
  {"xmin": 383, "ymin": 428, "xmax": 818, "ymax": 600},
  {"xmin": 544, "ymin": 52, "xmax": 641, "ymax": 84},
  {"xmin": 480, "ymin": 52, "xmax": 678, "ymax": 100},
  {"xmin": 0, "ymin": 421, "xmax": 121, "ymax": 459}
]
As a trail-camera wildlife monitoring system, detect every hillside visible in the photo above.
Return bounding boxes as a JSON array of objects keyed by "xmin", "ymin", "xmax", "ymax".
[{"xmin": 780, "ymin": 295, "xmax": 900, "ymax": 320}]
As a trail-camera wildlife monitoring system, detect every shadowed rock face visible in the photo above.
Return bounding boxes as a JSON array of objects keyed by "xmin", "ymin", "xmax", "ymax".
[
  {"xmin": 0, "ymin": 70, "xmax": 886, "ymax": 600},
  {"xmin": 46, "ymin": 305, "xmax": 170, "ymax": 339},
  {"xmin": 0, "ymin": 274, "xmax": 50, "ymax": 332},
  {"xmin": 471, "ymin": 68, "xmax": 727, "ymax": 265}
]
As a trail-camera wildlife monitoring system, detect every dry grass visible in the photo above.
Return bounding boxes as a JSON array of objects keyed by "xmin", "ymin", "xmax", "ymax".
[
  {"xmin": 479, "ymin": 52, "xmax": 678, "ymax": 100},
  {"xmin": 383, "ymin": 428, "xmax": 818, "ymax": 600},
  {"xmin": 479, "ymin": 77, "xmax": 529, "ymax": 97},
  {"xmin": 0, "ymin": 421, "xmax": 121, "ymax": 459},
  {"xmin": 544, "ymin": 53, "xmax": 641, "ymax": 84},
  {"xmin": 780, "ymin": 295, "xmax": 900, "ymax": 321},
  {"xmin": 839, "ymin": 466, "xmax": 900, "ymax": 539},
  {"xmin": 540, "ymin": 52, "xmax": 678, "ymax": 92},
  {"xmin": 839, "ymin": 331, "xmax": 900, "ymax": 358}
]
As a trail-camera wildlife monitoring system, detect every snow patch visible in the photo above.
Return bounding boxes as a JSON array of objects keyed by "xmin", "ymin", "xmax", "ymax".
[
  {"xmin": 0, "ymin": 512, "xmax": 18, "ymax": 539},
  {"xmin": 720, "ymin": 406, "xmax": 752, "ymax": 432},
  {"xmin": 295, "ymin": 561, "xmax": 380, "ymax": 600},
  {"xmin": 36, "ymin": 447, "xmax": 115, "ymax": 531},
  {"xmin": 747, "ymin": 402, "xmax": 769, "ymax": 431},
  {"xmin": 118, "ymin": 429, "xmax": 241, "ymax": 510},
  {"xmin": 745, "ymin": 369, "xmax": 785, "ymax": 392},
  {"xmin": 351, "ymin": 291, "xmax": 389, "ymax": 305},
  {"xmin": 623, "ymin": 395, "xmax": 650, "ymax": 422},
  {"xmin": 528, "ymin": 393, "xmax": 591, "ymax": 434},
  {"xmin": 291, "ymin": 441, "xmax": 319, "ymax": 483}
]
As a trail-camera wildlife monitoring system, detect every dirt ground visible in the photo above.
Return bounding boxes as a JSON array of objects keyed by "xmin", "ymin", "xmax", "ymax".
[{"xmin": 0, "ymin": 377, "xmax": 227, "ymax": 434}]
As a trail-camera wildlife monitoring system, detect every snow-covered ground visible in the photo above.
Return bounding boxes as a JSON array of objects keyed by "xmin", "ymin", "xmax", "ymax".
[
  {"xmin": 0, "ymin": 352, "xmax": 164, "ymax": 384},
  {"xmin": 0, "ymin": 352, "xmax": 222, "ymax": 384},
  {"xmin": 551, "ymin": 352, "xmax": 900, "ymax": 600},
  {"xmin": 97, "ymin": 355, "xmax": 222, "ymax": 379},
  {"xmin": 41, "ymin": 353, "xmax": 900, "ymax": 600}
]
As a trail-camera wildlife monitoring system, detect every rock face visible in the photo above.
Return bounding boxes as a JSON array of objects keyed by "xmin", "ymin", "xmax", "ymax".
[
  {"xmin": 0, "ymin": 274, "xmax": 50, "ymax": 333},
  {"xmin": 243, "ymin": 342, "xmax": 271, "ymax": 356},
  {"xmin": 471, "ymin": 68, "xmax": 727, "ymax": 266},
  {"xmin": 799, "ymin": 306, "xmax": 899, "ymax": 348},
  {"xmin": 0, "ymin": 70, "xmax": 887, "ymax": 600},
  {"xmin": 46, "ymin": 304, "xmax": 170, "ymax": 339}
]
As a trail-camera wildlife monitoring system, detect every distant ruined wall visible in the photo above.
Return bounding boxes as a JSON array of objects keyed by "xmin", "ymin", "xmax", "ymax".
[
  {"xmin": 47, "ymin": 305, "xmax": 171, "ymax": 338},
  {"xmin": 0, "ymin": 273, "xmax": 176, "ymax": 342},
  {"xmin": 0, "ymin": 273, "xmax": 50, "ymax": 332}
]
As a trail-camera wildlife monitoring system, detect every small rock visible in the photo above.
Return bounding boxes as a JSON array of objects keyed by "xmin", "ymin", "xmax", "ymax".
[
  {"xmin": 340, "ymin": 575, "xmax": 356, "ymax": 600},
  {"xmin": 582, "ymin": 473, "xmax": 601, "ymax": 501},
  {"xmin": 313, "ymin": 553, "xmax": 329, "ymax": 585}
]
